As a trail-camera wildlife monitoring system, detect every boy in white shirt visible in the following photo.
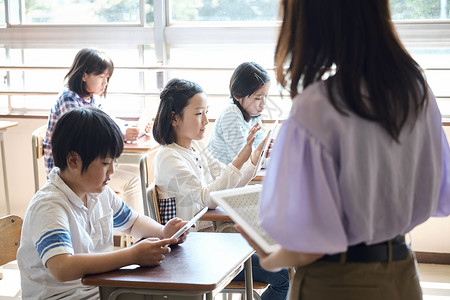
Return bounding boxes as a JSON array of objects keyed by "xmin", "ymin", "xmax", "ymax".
[{"xmin": 18, "ymin": 107, "xmax": 188, "ymax": 300}]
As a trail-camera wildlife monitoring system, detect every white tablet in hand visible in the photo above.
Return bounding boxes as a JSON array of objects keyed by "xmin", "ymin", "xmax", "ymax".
[
  {"xmin": 253, "ymin": 120, "xmax": 279, "ymax": 177},
  {"xmin": 211, "ymin": 185, "xmax": 281, "ymax": 253},
  {"xmin": 170, "ymin": 206, "xmax": 208, "ymax": 239}
]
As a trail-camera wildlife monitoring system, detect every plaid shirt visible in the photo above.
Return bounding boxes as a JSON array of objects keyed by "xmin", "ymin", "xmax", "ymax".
[{"xmin": 43, "ymin": 87, "xmax": 101, "ymax": 175}]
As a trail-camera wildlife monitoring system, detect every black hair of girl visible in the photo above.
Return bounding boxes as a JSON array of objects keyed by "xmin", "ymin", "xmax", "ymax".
[
  {"xmin": 230, "ymin": 62, "xmax": 271, "ymax": 122},
  {"xmin": 65, "ymin": 48, "xmax": 114, "ymax": 99},
  {"xmin": 153, "ymin": 78, "xmax": 204, "ymax": 145},
  {"xmin": 52, "ymin": 107, "xmax": 123, "ymax": 173}
]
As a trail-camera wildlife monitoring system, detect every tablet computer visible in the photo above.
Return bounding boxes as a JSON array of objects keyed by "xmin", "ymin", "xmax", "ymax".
[
  {"xmin": 170, "ymin": 206, "xmax": 208, "ymax": 239},
  {"xmin": 210, "ymin": 185, "xmax": 281, "ymax": 253},
  {"xmin": 253, "ymin": 120, "xmax": 279, "ymax": 177},
  {"xmin": 137, "ymin": 110, "xmax": 153, "ymax": 137}
]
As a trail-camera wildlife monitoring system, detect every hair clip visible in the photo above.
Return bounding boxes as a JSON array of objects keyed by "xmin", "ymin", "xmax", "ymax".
[{"xmin": 254, "ymin": 73, "xmax": 265, "ymax": 86}]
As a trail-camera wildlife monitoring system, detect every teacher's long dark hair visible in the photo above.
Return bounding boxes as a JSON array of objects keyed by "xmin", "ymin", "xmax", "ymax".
[{"xmin": 275, "ymin": 0, "xmax": 428, "ymax": 142}]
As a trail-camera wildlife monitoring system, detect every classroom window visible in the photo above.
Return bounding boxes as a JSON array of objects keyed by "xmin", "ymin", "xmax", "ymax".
[
  {"xmin": 169, "ymin": 45, "xmax": 291, "ymax": 119},
  {"xmin": 1, "ymin": 0, "xmax": 450, "ymax": 119},
  {"xmin": 7, "ymin": 0, "xmax": 147, "ymax": 24},
  {"xmin": 169, "ymin": 0, "xmax": 280, "ymax": 22},
  {"xmin": 1, "ymin": 47, "xmax": 158, "ymax": 117},
  {"xmin": 0, "ymin": 0, "xmax": 5, "ymax": 24},
  {"xmin": 390, "ymin": 0, "xmax": 450, "ymax": 19},
  {"xmin": 168, "ymin": 0, "xmax": 450, "ymax": 22}
]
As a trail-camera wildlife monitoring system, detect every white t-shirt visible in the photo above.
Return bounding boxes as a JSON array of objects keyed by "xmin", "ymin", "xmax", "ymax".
[{"xmin": 17, "ymin": 168, "xmax": 138, "ymax": 300}]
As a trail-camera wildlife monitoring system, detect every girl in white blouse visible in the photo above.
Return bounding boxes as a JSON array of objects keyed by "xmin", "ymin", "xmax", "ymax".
[
  {"xmin": 152, "ymin": 78, "xmax": 289, "ymax": 300},
  {"xmin": 152, "ymin": 78, "xmax": 263, "ymax": 224}
]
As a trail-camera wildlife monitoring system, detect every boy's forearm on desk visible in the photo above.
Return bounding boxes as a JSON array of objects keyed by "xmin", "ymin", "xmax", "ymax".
[
  {"xmin": 129, "ymin": 215, "xmax": 165, "ymax": 239},
  {"xmin": 46, "ymin": 249, "xmax": 136, "ymax": 282}
]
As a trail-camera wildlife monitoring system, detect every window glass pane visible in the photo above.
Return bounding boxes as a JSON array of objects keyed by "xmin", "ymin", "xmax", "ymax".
[
  {"xmin": 390, "ymin": 0, "xmax": 450, "ymax": 20},
  {"xmin": 2, "ymin": 47, "xmax": 157, "ymax": 117},
  {"xmin": 146, "ymin": 0, "xmax": 154, "ymax": 25},
  {"xmin": 408, "ymin": 48, "xmax": 450, "ymax": 116},
  {"xmin": 169, "ymin": 0, "xmax": 280, "ymax": 22},
  {"xmin": 0, "ymin": 0, "xmax": 5, "ymax": 24},
  {"xmin": 23, "ymin": 0, "xmax": 140, "ymax": 24}
]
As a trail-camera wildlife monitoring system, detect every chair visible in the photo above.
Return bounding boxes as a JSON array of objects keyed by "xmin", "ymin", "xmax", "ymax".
[
  {"xmin": 138, "ymin": 153, "xmax": 266, "ymax": 300},
  {"xmin": 0, "ymin": 215, "xmax": 23, "ymax": 269},
  {"xmin": 138, "ymin": 148, "xmax": 159, "ymax": 221},
  {"xmin": 31, "ymin": 125, "xmax": 47, "ymax": 192}
]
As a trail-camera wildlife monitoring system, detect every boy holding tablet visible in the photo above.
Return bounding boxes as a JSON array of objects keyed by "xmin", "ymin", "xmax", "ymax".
[{"xmin": 18, "ymin": 107, "xmax": 189, "ymax": 300}]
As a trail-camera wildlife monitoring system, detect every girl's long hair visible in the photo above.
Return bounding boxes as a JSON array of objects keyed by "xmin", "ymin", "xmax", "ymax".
[
  {"xmin": 275, "ymin": 0, "xmax": 428, "ymax": 141},
  {"xmin": 153, "ymin": 78, "xmax": 204, "ymax": 145},
  {"xmin": 230, "ymin": 62, "xmax": 271, "ymax": 122},
  {"xmin": 66, "ymin": 48, "xmax": 114, "ymax": 98}
]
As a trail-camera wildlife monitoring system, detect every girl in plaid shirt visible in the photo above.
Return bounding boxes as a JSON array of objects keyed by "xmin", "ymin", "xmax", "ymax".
[{"xmin": 42, "ymin": 48, "xmax": 145, "ymax": 214}]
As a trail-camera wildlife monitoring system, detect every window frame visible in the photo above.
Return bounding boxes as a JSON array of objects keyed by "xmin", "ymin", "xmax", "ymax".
[{"xmin": 1, "ymin": 0, "xmax": 450, "ymax": 117}]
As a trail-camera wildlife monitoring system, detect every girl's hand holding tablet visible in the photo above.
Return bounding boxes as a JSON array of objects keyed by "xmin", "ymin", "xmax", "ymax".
[
  {"xmin": 232, "ymin": 123, "xmax": 261, "ymax": 169},
  {"xmin": 251, "ymin": 134, "xmax": 268, "ymax": 166}
]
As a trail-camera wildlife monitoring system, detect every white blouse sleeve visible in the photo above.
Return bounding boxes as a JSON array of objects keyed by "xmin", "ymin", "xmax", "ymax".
[
  {"xmin": 204, "ymin": 141, "xmax": 256, "ymax": 187},
  {"xmin": 155, "ymin": 146, "xmax": 243, "ymax": 220}
]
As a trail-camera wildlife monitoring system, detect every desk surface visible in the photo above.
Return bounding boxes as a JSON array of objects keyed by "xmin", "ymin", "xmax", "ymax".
[
  {"xmin": 200, "ymin": 207, "xmax": 232, "ymax": 222},
  {"xmin": 0, "ymin": 121, "xmax": 18, "ymax": 131},
  {"xmin": 82, "ymin": 232, "xmax": 253, "ymax": 291},
  {"xmin": 123, "ymin": 134, "xmax": 159, "ymax": 153}
]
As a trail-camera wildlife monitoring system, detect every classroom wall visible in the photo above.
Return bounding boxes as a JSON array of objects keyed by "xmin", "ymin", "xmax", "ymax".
[
  {"xmin": 0, "ymin": 117, "xmax": 449, "ymax": 254},
  {"xmin": 0, "ymin": 117, "xmax": 47, "ymax": 218}
]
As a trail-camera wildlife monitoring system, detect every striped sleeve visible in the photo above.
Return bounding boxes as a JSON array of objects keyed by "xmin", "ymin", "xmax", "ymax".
[
  {"xmin": 108, "ymin": 187, "xmax": 139, "ymax": 231},
  {"xmin": 29, "ymin": 202, "xmax": 75, "ymax": 264},
  {"xmin": 35, "ymin": 229, "xmax": 73, "ymax": 261},
  {"xmin": 113, "ymin": 201, "xmax": 134, "ymax": 229}
]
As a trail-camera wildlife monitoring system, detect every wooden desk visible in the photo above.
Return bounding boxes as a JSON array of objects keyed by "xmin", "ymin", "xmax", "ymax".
[
  {"xmin": 252, "ymin": 169, "xmax": 266, "ymax": 182},
  {"xmin": 0, "ymin": 121, "xmax": 18, "ymax": 214},
  {"xmin": 123, "ymin": 135, "xmax": 159, "ymax": 153},
  {"xmin": 200, "ymin": 206, "xmax": 232, "ymax": 222},
  {"xmin": 82, "ymin": 232, "xmax": 254, "ymax": 300}
]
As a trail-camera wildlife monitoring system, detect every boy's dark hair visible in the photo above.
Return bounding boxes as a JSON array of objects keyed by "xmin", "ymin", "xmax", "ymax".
[
  {"xmin": 52, "ymin": 107, "xmax": 123, "ymax": 173},
  {"xmin": 153, "ymin": 78, "xmax": 204, "ymax": 145},
  {"xmin": 230, "ymin": 62, "xmax": 270, "ymax": 122},
  {"xmin": 65, "ymin": 48, "xmax": 114, "ymax": 99}
]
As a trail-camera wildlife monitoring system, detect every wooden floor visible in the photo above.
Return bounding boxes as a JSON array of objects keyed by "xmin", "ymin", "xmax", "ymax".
[{"xmin": 1, "ymin": 261, "xmax": 449, "ymax": 299}]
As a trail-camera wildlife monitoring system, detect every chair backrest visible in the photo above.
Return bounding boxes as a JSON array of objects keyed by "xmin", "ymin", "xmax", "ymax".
[
  {"xmin": 139, "ymin": 148, "xmax": 159, "ymax": 221},
  {"xmin": 0, "ymin": 215, "xmax": 23, "ymax": 266},
  {"xmin": 148, "ymin": 184, "xmax": 161, "ymax": 224},
  {"xmin": 31, "ymin": 125, "xmax": 47, "ymax": 192}
]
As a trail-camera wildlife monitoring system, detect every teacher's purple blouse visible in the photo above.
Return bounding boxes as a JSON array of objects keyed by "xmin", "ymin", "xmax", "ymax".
[{"xmin": 259, "ymin": 81, "xmax": 450, "ymax": 255}]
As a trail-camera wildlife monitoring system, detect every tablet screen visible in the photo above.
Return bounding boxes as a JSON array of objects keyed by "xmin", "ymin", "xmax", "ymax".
[{"xmin": 211, "ymin": 185, "xmax": 281, "ymax": 253}]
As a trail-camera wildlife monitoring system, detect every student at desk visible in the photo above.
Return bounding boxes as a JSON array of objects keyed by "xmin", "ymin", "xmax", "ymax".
[
  {"xmin": 43, "ymin": 48, "xmax": 149, "ymax": 214},
  {"xmin": 152, "ymin": 78, "xmax": 289, "ymax": 300},
  {"xmin": 207, "ymin": 62, "xmax": 270, "ymax": 165},
  {"xmin": 18, "ymin": 108, "xmax": 188, "ymax": 300}
]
